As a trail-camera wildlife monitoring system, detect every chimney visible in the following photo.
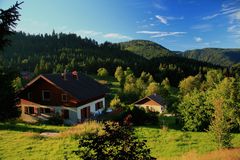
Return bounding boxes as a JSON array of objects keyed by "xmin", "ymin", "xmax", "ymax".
[
  {"xmin": 72, "ymin": 70, "xmax": 79, "ymax": 80},
  {"xmin": 62, "ymin": 69, "xmax": 67, "ymax": 80}
]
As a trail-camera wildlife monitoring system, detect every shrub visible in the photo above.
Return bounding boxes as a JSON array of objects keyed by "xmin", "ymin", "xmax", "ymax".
[
  {"xmin": 97, "ymin": 68, "xmax": 108, "ymax": 77},
  {"xmin": 72, "ymin": 121, "xmax": 155, "ymax": 160},
  {"xmin": 46, "ymin": 114, "xmax": 64, "ymax": 125},
  {"xmin": 130, "ymin": 107, "xmax": 159, "ymax": 125}
]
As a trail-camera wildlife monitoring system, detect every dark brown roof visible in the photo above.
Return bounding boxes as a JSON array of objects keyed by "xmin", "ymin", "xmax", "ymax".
[
  {"xmin": 134, "ymin": 93, "xmax": 165, "ymax": 106},
  {"xmin": 148, "ymin": 94, "xmax": 165, "ymax": 105},
  {"xmin": 41, "ymin": 73, "xmax": 108, "ymax": 101}
]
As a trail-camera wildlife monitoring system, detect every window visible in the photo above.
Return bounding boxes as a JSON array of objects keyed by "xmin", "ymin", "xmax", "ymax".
[
  {"xmin": 61, "ymin": 94, "xmax": 67, "ymax": 102},
  {"xmin": 42, "ymin": 90, "xmax": 50, "ymax": 101},
  {"xmin": 40, "ymin": 108, "xmax": 51, "ymax": 114},
  {"xmin": 44, "ymin": 108, "xmax": 51, "ymax": 113},
  {"xmin": 27, "ymin": 92, "xmax": 32, "ymax": 100},
  {"xmin": 95, "ymin": 101, "xmax": 103, "ymax": 111},
  {"xmin": 24, "ymin": 106, "xmax": 34, "ymax": 114}
]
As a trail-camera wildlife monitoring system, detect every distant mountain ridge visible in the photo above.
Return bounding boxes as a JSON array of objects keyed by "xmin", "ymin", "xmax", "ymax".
[
  {"xmin": 119, "ymin": 40, "xmax": 175, "ymax": 59},
  {"xmin": 118, "ymin": 40, "xmax": 240, "ymax": 66},
  {"xmin": 181, "ymin": 48, "xmax": 240, "ymax": 66}
]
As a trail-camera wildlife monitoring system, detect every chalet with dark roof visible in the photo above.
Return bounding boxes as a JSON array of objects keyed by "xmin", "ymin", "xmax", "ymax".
[
  {"xmin": 134, "ymin": 93, "xmax": 166, "ymax": 113},
  {"xmin": 18, "ymin": 71, "xmax": 108, "ymax": 124}
]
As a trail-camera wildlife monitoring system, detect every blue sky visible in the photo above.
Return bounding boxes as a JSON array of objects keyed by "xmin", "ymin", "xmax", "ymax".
[{"xmin": 1, "ymin": 0, "xmax": 240, "ymax": 51}]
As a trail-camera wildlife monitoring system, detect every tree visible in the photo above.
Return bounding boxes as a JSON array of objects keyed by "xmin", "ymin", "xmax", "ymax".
[
  {"xmin": 179, "ymin": 74, "xmax": 201, "ymax": 95},
  {"xmin": 110, "ymin": 95, "xmax": 122, "ymax": 109},
  {"xmin": 114, "ymin": 66, "xmax": 124, "ymax": 82},
  {"xmin": 0, "ymin": 1, "xmax": 23, "ymax": 50},
  {"xmin": 12, "ymin": 76, "xmax": 22, "ymax": 92},
  {"xmin": 161, "ymin": 77, "xmax": 170, "ymax": 91},
  {"xmin": 0, "ymin": 71, "xmax": 20, "ymax": 120},
  {"xmin": 209, "ymin": 99, "xmax": 232, "ymax": 149},
  {"xmin": 97, "ymin": 67, "xmax": 108, "ymax": 77},
  {"xmin": 145, "ymin": 82, "xmax": 160, "ymax": 96},
  {"xmin": 0, "ymin": 2, "xmax": 22, "ymax": 120},
  {"xmin": 201, "ymin": 70, "xmax": 224, "ymax": 91},
  {"xmin": 178, "ymin": 89, "xmax": 212, "ymax": 131},
  {"xmin": 73, "ymin": 122, "xmax": 155, "ymax": 160}
]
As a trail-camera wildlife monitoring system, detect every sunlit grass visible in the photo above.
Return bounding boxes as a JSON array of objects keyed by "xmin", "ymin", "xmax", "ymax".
[{"xmin": 0, "ymin": 119, "xmax": 240, "ymax": 160}]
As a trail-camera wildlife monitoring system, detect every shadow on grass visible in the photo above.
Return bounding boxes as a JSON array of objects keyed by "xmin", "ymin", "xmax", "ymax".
[
  {"xmin": 0, "ymin": 122, "xmax": 58, "ymax": 133},
  {"xmin": 139, "ymin": 116, "xmax": 182, "ymax": 130},
  {"xmin": 176, "ymin": 132, "xmax": 198, "ymax": 147}
]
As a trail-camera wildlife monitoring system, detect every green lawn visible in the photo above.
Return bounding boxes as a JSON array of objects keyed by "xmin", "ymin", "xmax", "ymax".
[
  {"xmin": 0, "ymin": 122, "xmax": 78, "ymax": 160},
  {"xmin": 135, "ymin": 126, "xmax": 240, "ymax": 159},
  {"xmin": 1, "ymin": 120, "xmax": 240, "ymax": 160}
]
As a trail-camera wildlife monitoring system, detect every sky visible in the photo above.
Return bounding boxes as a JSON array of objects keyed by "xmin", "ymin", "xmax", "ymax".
[{"xmin": 1, "ymin": 0, "xmax": 240, "ymax": 51}]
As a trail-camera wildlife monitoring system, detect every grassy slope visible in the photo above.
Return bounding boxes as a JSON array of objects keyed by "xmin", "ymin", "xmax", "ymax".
[{"xmin": 0, "ymin": 121, "xmax": 240, "ymax": 160}]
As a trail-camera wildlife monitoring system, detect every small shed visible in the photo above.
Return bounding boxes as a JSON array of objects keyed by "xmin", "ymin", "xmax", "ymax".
[{"xmin": 134, "ymin": 93, "xmax": 166, "ymax": 113}]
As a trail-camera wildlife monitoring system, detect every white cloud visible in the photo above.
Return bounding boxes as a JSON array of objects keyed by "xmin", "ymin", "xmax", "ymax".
[
  {"xmin": 155, "ymin": 15, "xmax": 168, "ymax": 25},
  {"xmin": 194, "ymin": 37, "xmax": 203, "ymax": 42},
  {"xmin": 167, "ymin": 16, "xmax": 184, "ymax": 20},
  {"xmin": 151, "ymin": 32, "xmax": 186, "ymax": 38},
  {"xmin": 227, "ymin": 25, "xmax": 240, "ymax": 36},
  {"xmin": 230, "ymin": 11, "xmax": 240, "ymax": 23},
  {"xmin": 75, "ymin": 30, "xmax": 102, "ymax": 37},
  {"xmin": 103, "ymin": 33, "xmax": 132, "ymax": 40},
  {"xmin": 136, "ymin": 31, "xmax": 161, "ymax": 34},
  {"xmin": 155, "ymin": 15, "xmax": 184, "ymax": 25},
  {"xmin": 136, "ymin": 30, "xmax": 186, "ymax": 38},
  {"xmin": 202, "ymin": 13, "xmax": 219, "ymax": 20},
  {"xmin": 202, "ymin": 1, "xmax": 240, "ymax": 20}
]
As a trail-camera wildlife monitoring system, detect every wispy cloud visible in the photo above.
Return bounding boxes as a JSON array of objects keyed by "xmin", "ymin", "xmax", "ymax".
[
  {"xmin": 202, "ymin": 14, "xmax": 219, "ymax": 20},
  {"xmin": 75, "ymin": 30, "xmax": 102, "ymax": 37},
  {"xmin": 136, "ymin": 30, "xmax": 186, "ymax": 38},
  {"xmin": 191, "ymin": 24, "xmax": 212, "ymax": 32},
  {"xmin": 103, "ymin": 33, "xmax": 132, "ymax": 40},
  {"xmin": 227, "ymin": 25, "xmax": 240, "ymax": 41},
  {"xmin": 194, "ymin": 37, "xmax": 203, "ymax": 42},
  {"xmin": 166, "ymin": 16, "xmax": 184, "ymax": 20},
  {"xmin": 202, "ymin": 1, "xmax": 240, "ymax": 20},
  {"xmin": 155, "ymin": 15, "xmax": 168, "ymax": 25},
  {"xmin": 153, "ymin": 2, "xmax": 166, "ymax": 10},
  {"xmin": 229, "ymin": 11, "xmax": 240, "ymax": 23},
  {"xmin": 155, "ymin": 15, "xmax": 184, "ymax": 25}
]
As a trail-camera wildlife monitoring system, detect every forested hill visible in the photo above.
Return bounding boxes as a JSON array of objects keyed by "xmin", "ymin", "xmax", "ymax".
[
  {"xmin": 182, "ymin": 48, "xmax": 240, "ymax": 66},
  {"xmin": 119, "ymin": 40, "xmax": 174, "ymax": 59},
  {"xmin": 1, "ymin": 31, "xmax": 223, "ymax": 86}
]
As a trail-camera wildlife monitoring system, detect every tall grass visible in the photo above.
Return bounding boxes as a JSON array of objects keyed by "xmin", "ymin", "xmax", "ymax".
[{"xmin": 60, "ymin": 121, "xmax": 104, "ymax": 139}]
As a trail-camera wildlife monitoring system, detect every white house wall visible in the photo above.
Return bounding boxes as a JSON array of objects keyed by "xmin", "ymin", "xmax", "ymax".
[
  {"xmin": 20, "ymin": 97, "xmax": 105, "ymax": 124},
  {"xmin": 77, "ymin": 97, "xmax": 105, "ymax": 120},
  {"xmin": 135, "ymin": 104, "xmax": 165, "ymax": 113}
]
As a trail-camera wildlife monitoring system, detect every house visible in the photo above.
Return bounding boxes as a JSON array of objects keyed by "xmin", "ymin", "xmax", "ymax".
[
  {"xmin": 18, "ymin": 71, "xmax": 108, "ymax": 124},
  {"xmin": 134, "ymin": 93, "xmax": 166, "ymax": 113}
]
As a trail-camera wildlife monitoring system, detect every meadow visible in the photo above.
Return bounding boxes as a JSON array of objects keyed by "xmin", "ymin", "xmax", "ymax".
[{"xmin": 0, "ymin": 119, "xmax": 240, "ymax": 160}]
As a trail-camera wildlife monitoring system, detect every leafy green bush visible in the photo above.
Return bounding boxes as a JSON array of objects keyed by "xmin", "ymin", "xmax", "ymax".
[
  {"xmin": 46, "ymin": 114, "xmax": 63, "ymax": 125},
  {"xmin": 72, "ymin": 122, "xmax": 155, "ymax": 160},
  {"xmin": 130, "ymin": 107, "xmax": 159, "ymax": 125}
]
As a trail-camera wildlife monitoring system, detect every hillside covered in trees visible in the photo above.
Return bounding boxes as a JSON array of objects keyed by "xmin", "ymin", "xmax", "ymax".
[
  {"xmin": 119, "ymin": 40, "xmax": 174, "ymax": 59},
  {"xmin": 182, "ymin": 48, "xmax": 240, "ymax": 66},
  {"xmin": 1, "ymin": 31, "xmax": 226, "ymax": 87}
]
